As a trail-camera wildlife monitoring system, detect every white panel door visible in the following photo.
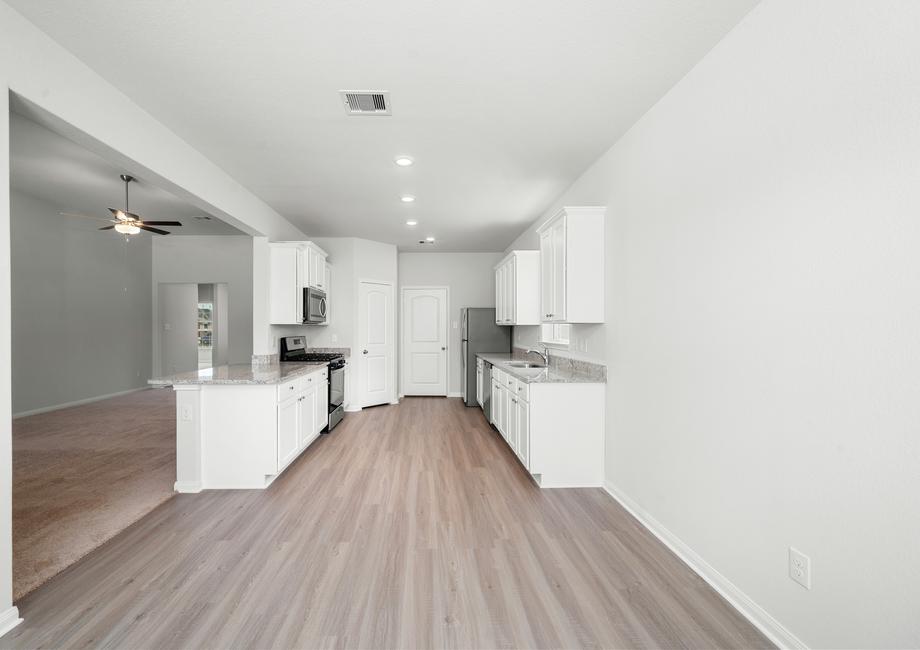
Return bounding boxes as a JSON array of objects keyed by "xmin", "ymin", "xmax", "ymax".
[
  {"xmin": 358, "ymin": 281, "xmax": 395, "ymax": 408},
  {"xmin": 401, "ymin": 288, "xmax": 448, "ymax": 396}
]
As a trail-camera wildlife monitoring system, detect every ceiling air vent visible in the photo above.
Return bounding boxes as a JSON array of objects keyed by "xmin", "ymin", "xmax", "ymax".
[{"xmin": 339, "ymin": 90, "xmax": 391, "ymax": 116}]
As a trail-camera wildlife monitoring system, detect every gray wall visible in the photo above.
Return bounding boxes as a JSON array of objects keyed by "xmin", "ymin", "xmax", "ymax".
[
  {"xmin": 151, "ymin": 236, "xmax": 253, "ymax": 374},
  {"xmin": 11, "ymin": 189, "xmax": 153, "ymax": 415},
  {"xmin": 158, "ymin": 283, "xmax": 198, "ymax": 376},
  {"xmin": 398, "ymin": 252, "xmax": 502, "ymax": 395}
]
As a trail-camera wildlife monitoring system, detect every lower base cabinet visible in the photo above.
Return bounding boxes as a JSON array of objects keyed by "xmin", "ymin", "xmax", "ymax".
[
  {"xmin": 175, "ymin": 366, "xmax": 328, "ymax": 490},
  {"xmin": 487, "ymin": 366, "xmax": 603, "ymax": 488}
]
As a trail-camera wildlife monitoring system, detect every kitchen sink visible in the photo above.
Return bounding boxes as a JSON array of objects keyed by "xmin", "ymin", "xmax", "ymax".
[{"xmin": 507, "ymin": 362, "xmax": 544, "ymax": 369}]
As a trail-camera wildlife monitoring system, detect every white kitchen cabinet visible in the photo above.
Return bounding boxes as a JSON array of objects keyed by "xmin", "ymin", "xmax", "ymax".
[
  {"xmin": 506, "ymin": 389, "xmax": 519, "ymax": 452},
  {"xmin": 490, "ymin": 375, "xmax": 502, "ymax": 430},
  {"xmin": 277, "ymin": 395, "xmax": 300, "ymax": 470},
  {"xmin": 269, "ymin": 241, "xmax": 329, "ymax": 325},
  {"xmin": 305, "ymin": 244, "xmax": 328, "ymax": 291},
  {"xmin": 481, "ymin": 360, "xmax": 604, "ymax": 487},
  {"xmin": 515, "ymin": 395, "xmax": 530, "ymax": 468},
  {"xmin": 476, "ymin": 358, "xmax": 484, "ymax": 407},
  {"xmin": 536, "ymin": 206, "xmax": 606, "ymax": 323},
  {"xmin": 493, "ymin": 251, "xmax": 540, "ymax": 326},
  {"xmin": 269, "ymin": 244, "xmax": 305, "ymax": 325},
  {"xmin": 297, "ymin": 385, "xmax": 317, "ymax": 449},
  {"xmin": 315, "ymin": 377, "xmax": 329, "ymax": 433}
]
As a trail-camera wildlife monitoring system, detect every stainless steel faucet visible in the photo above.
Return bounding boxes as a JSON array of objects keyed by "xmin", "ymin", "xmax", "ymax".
[{"xmin": 525, "ymin": 345, "xmax": 549, "ymax": 367}]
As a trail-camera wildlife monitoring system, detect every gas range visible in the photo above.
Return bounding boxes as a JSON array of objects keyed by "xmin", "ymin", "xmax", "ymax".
[{"xmin": 279, "ymin": 337, "xmax": 345, "ymax": 368}]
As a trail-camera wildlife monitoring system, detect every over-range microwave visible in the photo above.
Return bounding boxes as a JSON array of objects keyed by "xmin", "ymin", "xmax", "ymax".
[{"xmin": 303, "ymin": 287, "xmax": 327, "ymax": 324}]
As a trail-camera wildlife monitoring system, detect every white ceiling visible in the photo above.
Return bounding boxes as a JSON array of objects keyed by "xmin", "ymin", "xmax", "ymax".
[
  {"xmin": 7, "ymin": 0, "xmax": 759, "ymax": 251},
  {"xmin": 9, "ymin": 112, "xmax": 245, "ymax": 236}
]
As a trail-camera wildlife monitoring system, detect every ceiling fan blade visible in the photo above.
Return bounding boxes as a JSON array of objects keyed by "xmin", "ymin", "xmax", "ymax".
[
  {"xmin": 98, "ymin": 225, "xmax": 115, "ymax": 231},
  {"xmin": 139, "ymin": 225, "xmax": 170, "ymax": 235},
  {"xmin": 108, "ymin": 207, "xmax": 132, "ymax": 221},
  {"xmin": 60, "ymin": 211, "xmax": 111, "ymax": 222},
  {"xmin": 140, "ymin": 221, "xmax": 183, "ymax": 226}
]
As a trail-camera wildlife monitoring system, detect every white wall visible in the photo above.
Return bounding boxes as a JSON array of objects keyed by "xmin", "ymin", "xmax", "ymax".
[
  {"xmin": 9, "ymin": 190, "xmax": 153, "ymax": 414},
  {"xmin": 503, "ymin": 2, "xmax": 920, "ymax": 647},
  {"xmin": 151, "ymin": 236, "xmax": 253, "ymax": 374},
  {"xmin": 398, "ymin": 252, "xmax": 502, "ymax": 395},
  {"xmin": 0, "ymin": 85, "xmax": 13, "ymax": 634}
]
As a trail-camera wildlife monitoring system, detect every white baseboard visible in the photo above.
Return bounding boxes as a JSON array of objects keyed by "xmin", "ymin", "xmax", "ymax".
[
  {"xmin": 603, "ymin": 482, "xmax": 807, "ymax": 650},
  {"xmin": 13, "ymin": 386, "xmax": 148, "ymax": 418},
  {"xmin": 447, "ymin": 392, "xmax": 462, "ymax": 398},
  {"xmin": 0, "ymin": 606, "xmax": 22, "ymax": 638},
  {"xmin": 174, "ymin": 481, "xmax": 202, "ymax": 493}
]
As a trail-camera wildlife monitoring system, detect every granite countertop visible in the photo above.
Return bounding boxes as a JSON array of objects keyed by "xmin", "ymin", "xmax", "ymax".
[
  {"xmin": 476, "ymin": 353, "xmax": 606, "ymax": 384},
  {"xmin": 148, "ymin": 362, "xmax": 327, "ymax": 386}
]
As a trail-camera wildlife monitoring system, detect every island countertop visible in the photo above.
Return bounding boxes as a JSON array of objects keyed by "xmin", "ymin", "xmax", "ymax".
[{"xmin": 148, "ymin": 362, "xmax": 327, "ymax": 386}]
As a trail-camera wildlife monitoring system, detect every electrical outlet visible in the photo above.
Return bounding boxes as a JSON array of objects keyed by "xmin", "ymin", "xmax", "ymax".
[
  {"xmin": 331, "ymin": 334, "xmax": 338, "ymax": 343},
  {"xmin": 789, "ymin": 547, "xmax": 811, "ymax": 589},
  {"xmin": 180, "ymin": 406, "xmax": 193, "ymax": 422}
]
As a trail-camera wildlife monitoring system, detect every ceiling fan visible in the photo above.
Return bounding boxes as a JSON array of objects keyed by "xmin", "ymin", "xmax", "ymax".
[{"xmin": 61, "ymin": 174, "xmax": 183, "ymax": 235}]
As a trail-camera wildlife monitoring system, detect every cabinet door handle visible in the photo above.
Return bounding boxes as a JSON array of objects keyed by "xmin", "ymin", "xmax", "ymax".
[{"xmin": 363, "ymin": 349, "xmax": 368, "ymax": 354}]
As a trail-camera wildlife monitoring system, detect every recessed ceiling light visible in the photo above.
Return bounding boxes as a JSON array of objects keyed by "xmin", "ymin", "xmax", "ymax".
[
  {"xmin": 405, "ymin": 219, "xmax": 418, "ymax": 226},
  {"xmin": 425, "ymin": 236, "xmax": 436, "ymax": 242},
  {"xmin": 401, "ymin": 195, "xmax": 416, "ymax": 203},
  {"xmin": 395, "ymin": 156, "xmax": 414, "ymax": 167}
]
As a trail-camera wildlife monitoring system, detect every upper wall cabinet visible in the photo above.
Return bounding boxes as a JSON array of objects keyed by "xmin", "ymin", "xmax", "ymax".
[
  {"xmin": 301, "ymin": 242, "xmax": 328, "ymax": 291},
  {"xmin": 494, "ymin": 251, "xmax": 541, "ymax": 326},
  {"xmin": 536, "ymin": 206, "xmax": 605, "ymax": 323},
  {"xmin": 269, "ymin": 241, "xmax": 329, "ymax": 325}
]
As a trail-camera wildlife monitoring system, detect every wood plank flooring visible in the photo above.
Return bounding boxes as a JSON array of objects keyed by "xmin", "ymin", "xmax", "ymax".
[
  {"xmin": 3, "ymin": 397, "xmax": 773, "ymax": 649},
  {"xmin": 12, "ymin": 388, "xmax": 176, "ymax": 601}
]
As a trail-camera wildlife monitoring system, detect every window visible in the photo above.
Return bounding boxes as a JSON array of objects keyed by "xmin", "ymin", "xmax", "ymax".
[
  {"xmin": 197, "ymin": 302, "xmax": 213, "ymax": 348},
  {"xmin": 197, "ymin": 302, "xmax": 214, "ymax": 370},
  {"xmin": 540, "ymin": 323, "xmax": 570, "ymax": 347}
]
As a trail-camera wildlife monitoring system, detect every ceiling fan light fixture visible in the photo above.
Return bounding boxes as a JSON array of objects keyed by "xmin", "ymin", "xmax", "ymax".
[{"xmin": 114, "ymin": 222, "xmax": 140, "ymax": 235}]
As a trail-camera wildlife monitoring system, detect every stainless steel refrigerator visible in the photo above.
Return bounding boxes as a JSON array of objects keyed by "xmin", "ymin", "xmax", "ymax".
[{"xmin": 460, "ymin": 307, "xmax": 512, "ymax": 407}]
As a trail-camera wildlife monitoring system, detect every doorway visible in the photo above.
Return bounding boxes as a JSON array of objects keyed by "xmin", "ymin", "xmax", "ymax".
[
  {"xmin": 159, "ymin": 282, "xmax": 229, "ymax": 375},
  {"xmin": 400, "ymin": 287, "xmax": 449, "ymax": 396},
  {"xmin": 356, "ymin": 280, "xmax": 395, "ymax": 408}
]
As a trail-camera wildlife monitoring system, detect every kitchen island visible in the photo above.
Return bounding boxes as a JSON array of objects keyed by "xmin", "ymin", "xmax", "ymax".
[{"xmin": 150, "ymin": 363, "xmax": 329, "ymax": 492}]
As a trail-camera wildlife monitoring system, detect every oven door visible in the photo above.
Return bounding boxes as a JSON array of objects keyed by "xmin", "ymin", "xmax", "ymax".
[
  {"xmin": 303, "ymin": 288, "xmax": 327, "ymax": 324},
  {"xmin": 329, "ymin": 364, "xmax": 345, "ymax": 409}
]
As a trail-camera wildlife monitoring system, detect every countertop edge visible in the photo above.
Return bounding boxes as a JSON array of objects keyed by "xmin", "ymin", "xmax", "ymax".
[
  {"xmin": 148, "ymin": 362, "xmax": 328, "ymax": 387},
  {"xmin": 476, "ymin": 353, "xmax": 606, "ymax": 384}
]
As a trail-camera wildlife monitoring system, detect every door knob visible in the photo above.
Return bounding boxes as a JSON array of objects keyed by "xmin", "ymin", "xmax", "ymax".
[
  {"xmin": 363, "ymin": 349, "xmax": 368, "ymax": 354},
  {"xmin": 441, "ymin": 346, "xmax": 446, "ymax": 351}
]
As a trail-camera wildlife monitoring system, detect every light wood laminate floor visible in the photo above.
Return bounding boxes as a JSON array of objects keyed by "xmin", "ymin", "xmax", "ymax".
[{"xmin": 4, "ymin": 397, "xmax": 772, "ymax": 649}]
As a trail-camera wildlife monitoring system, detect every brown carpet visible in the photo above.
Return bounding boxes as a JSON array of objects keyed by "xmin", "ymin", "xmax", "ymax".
[{"xmin": 12, "ymin": 387, "xmax": 176, "ymax": 601}]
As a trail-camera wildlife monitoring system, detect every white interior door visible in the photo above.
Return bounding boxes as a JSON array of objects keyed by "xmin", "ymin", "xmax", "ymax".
[
  {"xmin": 401, "ymin": 288, "xmax": 448, "ymax": 396},
  {"xmin": 358, "ymin": 281, "xmax": 394, "ymax": 408}
]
